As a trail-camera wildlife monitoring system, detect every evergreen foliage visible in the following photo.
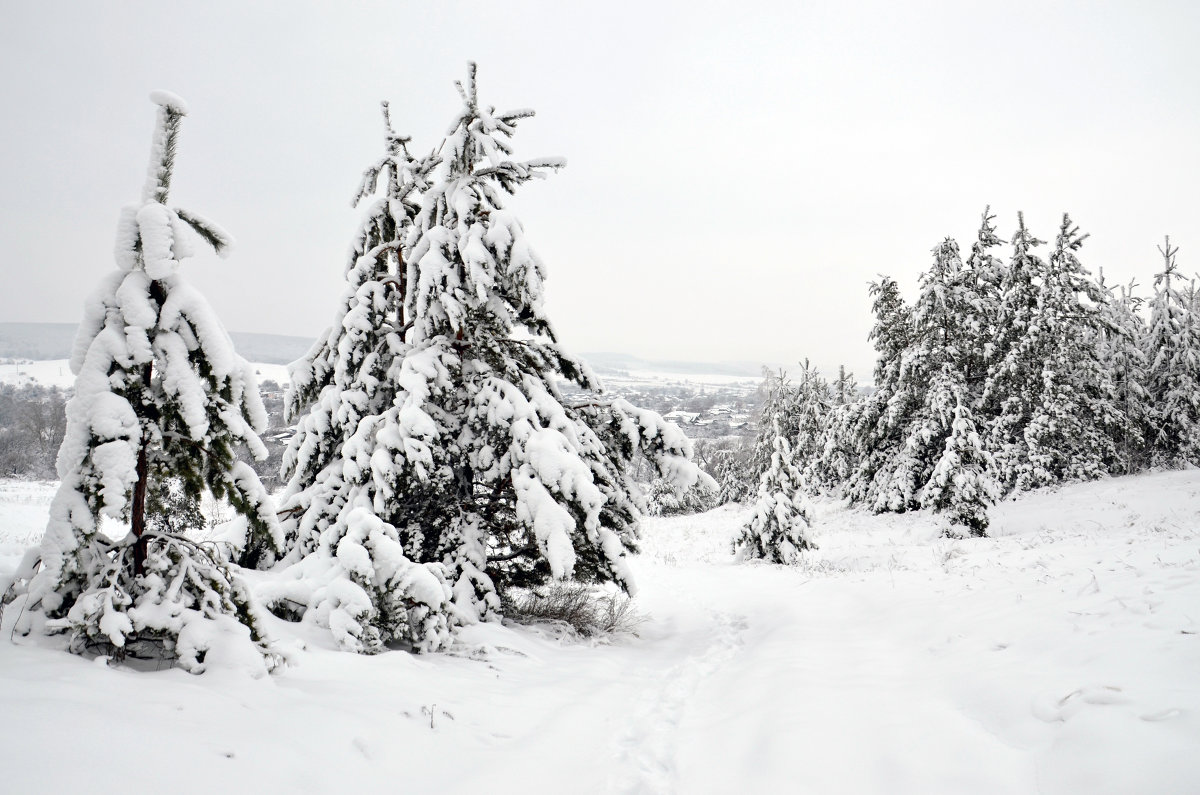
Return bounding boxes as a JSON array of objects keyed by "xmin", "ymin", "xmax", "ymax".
[
  {"xmin": 275, "ymin": 66, "xmax": 710, "ymax": 650},
  {"xmin": 1097, "ymin": 270, "xmax": 1150, "ymax": 474},
  {"xmin": 1143, "ymin": 238, "xmax": 1200, "ymax": 466},
  {"xmin": 733, "ymin": 421, "xmax": 816, "ymax": 564},
  {"xmin": 875, "ymin": 238, "xmax": 980, "ymax": 513},
  {"xmin": 791, "ymin": 359, "xmax": 832, "ymax": 480},
  {"xmin": 812, "ymin": 209, "xmax": 1186, "ymax": 534},
  {"xmin": 982, "ymin": 214, "xmax": 1121, "ymax": 491},
  {"xmin": 269, "ymin": 100, "xmax": 455, "ymax": 654},
  {"xmin": 707, "ymin": 441, "xmax": 756, "ymax": 505},
  {"xmin": 644, "ymin": 475, "xmax": 716, "ymax": 516},
  {"xmin": 918, "ymin": 366, "xmax": 998, "ymax": 536},
  {"xmin": 843, "ymin": 276, "xmax": 913, "ymax": 507},
  {"xmin": 747, "ymin": 369, "xmax": 799, "ymax": 487},
  {"xmin": 2, "ymin": 92, "xmax": 281, "ymax": 674},
  {"xmin": 962, "ymin": 207, "xmax": 1005, "ymax": 391}
]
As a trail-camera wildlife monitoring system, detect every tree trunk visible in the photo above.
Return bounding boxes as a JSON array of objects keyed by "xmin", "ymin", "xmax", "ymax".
[
  {"xmin": 131, "ymin": 279, "xmax": 165, "ymax": 576},
  {"xmin": 130, "ymin": 363, "xmax": 152, "ymax": 576}
]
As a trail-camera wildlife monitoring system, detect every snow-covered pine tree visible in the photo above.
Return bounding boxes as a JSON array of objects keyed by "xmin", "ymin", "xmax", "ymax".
[
  {"xmin": 831, "ymin": 365, "xmax": 857, "ymax": 406},
  {"xmin": 280, "ymin": 65, "xmax": 708, "ymax": 639},
  {"xmin": 874, "ymin": 238, "xmax": 975, "ymax": 513},
  {"xmin": 1026, "ymin": 216, "xmax": 1123, "ymax": 484},
  {"xmin": 855, "ymin": 238, "xmax": 986, "ymax": 514},
  {"xmin": 2, "ymin": 92, "xmax": 282, "ymax": 674},
  {"xmin": 644, "ymin": 474, "xmax": 715, "ymax": 516},
  {"xmin": 709, "ymin": 441, "xmax": 756, "ymax": 504},
  {"xmin": 982, "ymin": 213, "xmax": 1047, "ymax": 491},
  {"xmin": 919, "ymin": 365, "xmax": 998, "ymax": 536},
  {"xmin": 1143, "ymin": 237, "xmax": 1200, "ymax": 466},
  {"xmin": 279, "ymin": 100, "xmax": 430, "ymax": 557},
  {"xmin": 792, "ymin": 359, "xmax": 832, "ymax": 481},
  {"xmin": 747, "ymin": 368, "xmax": 800, "ymax": 489},
  {"xmin": 961, "ymin": 207, "xmax": 1005, "ymax": 394},
  {"xmin": 810, "ymin": 365, "xmax": 859, "ymax": 494},
  {"xmin": 733, "ymin": 420, "xmax": 817, "ymax": 564},
  {"xmin": 844, "ymin": 276, "xmax": 913, "ymax": 505},
  {"xmin": 1096, "ymin": 269, "xmax": 1150, "ymax": 474},
  {"xmin": 407, "ymin": 65, "xmax": 709, "ymax": 618},
  {"xmin": 986, "ymin": 214, "xmax": 1121, "ymax": 491},
  {"xmin": 267, "ymin": 102, "xmax": 454, "ymax": 654}
]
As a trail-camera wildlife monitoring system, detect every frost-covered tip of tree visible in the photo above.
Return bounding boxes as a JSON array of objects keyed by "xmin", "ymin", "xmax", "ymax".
[
  {"xmin": 734, "ymin": 420, "xmax": 817, "ymax": 565},
  {"xmin": 272, "ymin": 64, "xmax": 711, "ymax": 651},
  {"xmin": 1, "ymin": 92, "xmax": 282, "ymax": 675}
]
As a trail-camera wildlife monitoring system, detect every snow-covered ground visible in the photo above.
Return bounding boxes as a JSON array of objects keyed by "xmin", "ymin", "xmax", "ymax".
[{"xmin": 1, "ymin": 471, "xmax": 1198, "ymax": 794}]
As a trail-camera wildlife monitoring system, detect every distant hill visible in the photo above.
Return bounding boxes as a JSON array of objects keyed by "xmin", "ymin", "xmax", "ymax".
[
  {"xmin": 1, "ymin": 323, "xmax": 763, "ymax": 378},
  {"xmin": 0, "ymin": 322, "xmax": 314, "ymax": 365},
  {"xmin": 0, "ymin": 323, "xmax": 79, "ymax": 360},
  {"xmin": 580, "ymin": 351, "xmax": 763, "ymax": 378}
]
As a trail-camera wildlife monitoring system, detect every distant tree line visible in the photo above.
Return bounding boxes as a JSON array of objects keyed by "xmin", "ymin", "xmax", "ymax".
[
  {"xmin": 712, "ymin": 210, "xmax": 1199, "ymax": 542},
  {"xmin": 0, "ymin": 383, "xmax": 67, "ymax": 478}
]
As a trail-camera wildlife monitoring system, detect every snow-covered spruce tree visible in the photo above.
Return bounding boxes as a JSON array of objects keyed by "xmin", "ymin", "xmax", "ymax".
[
  {"xmin": 2, "ymin": 93, "xmax": 282, "ymax": 674},
  {"xmin": 1096, "ymin": 269, "xmax": 1150, "ymax": 474},
  {"xmin": 279, "ymin": 65, "xmax": 709, "ymax": 644},
  {"xmin": 733, "ymin": 420, "xmax": 816, "ymax": 564},
  {"xmin": 709, "ymin": 442, "xmax": 756, "ymax": 504},
  {"xmin": 844, "ymin": 276, "xmax": 912, "ymax": 506},
  {"xmin": 985, "ymin": 214, "xmax": 1122, "ymax": 492},
  {"xmin": 961, "ymin": 207, "xmax": 1006, "ymax": 393},
  {"xmin": 840, "ymin": 213, "xmax": 998, "ymax": 511},
  {"xmin": 404, "ymin": 65, "xmax": 709, "ymax": 618},
  {"xmin": 267, "ymin": 102, "xmax": 454, "ymax": 654},
  {"xmin": 747, "ymin": 368, "xmax": 800, "ymax": 490},
  {"xmin": 809, "ymin": 365, "xmax": 859, "ymax": 494},
  {"xmin": 853, "ymin": 238, "xmax": 985, "ymax": 514},
  {"xmin": 1028, "ymin": 217, "xmax": 1124, "ymax": 484},
  {"xmin": 1143, "ymin": 237, "xmax": 1200, "ymax": 467},
  {"xmin": 918, "ymin": 365, "xmax": 998, "ymax": 536},
  {"xmin": 792, "ymin": 358, "xmax": 832, "ymax": 482},
  {"xmin": 831, "ymin": 364, "xmax": 858, "ymax": 406},
  {"xmin": 644, "ymin": 475, "xmax": 715, "ymax": 516},
  {"xmin": 982, "ymin": 214, "xmax": 1047, "ymax": 491},
  {"xmin": 873, "ymin": 238, "xmax": 975, "ymax": 513}
]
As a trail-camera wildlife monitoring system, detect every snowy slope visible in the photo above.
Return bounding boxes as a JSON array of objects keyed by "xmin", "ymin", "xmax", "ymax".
[{"xmin": 1, "ymin": 471, "xmax": 1198, "ymax": 794}]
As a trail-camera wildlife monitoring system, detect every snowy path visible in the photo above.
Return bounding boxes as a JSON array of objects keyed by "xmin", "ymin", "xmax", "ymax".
[
  {"xmin": 2, "ymin": 472, "xmax": 1199, "ymax": 793},
  {"xmin": 588, "ymin": 561, "xmax": 1031, "ymax": 795}
]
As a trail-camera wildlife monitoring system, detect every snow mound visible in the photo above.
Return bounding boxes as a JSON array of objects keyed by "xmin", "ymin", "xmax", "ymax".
[
  {"xmin": 148, "ymin": 89, "xmax": 189, "ymax": 115},
  {"xmin": 1, "ymin": 470, "xmax": 1198, "ymax": 793}
]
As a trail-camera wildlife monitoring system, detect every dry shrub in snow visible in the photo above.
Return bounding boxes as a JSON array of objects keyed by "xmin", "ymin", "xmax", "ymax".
[{"xmin": 503, "ymin": 582, "xmax": 644, "ymax": 638}]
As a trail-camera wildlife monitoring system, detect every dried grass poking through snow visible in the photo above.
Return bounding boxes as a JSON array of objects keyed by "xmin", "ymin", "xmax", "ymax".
[{"xmin": 502, "ymin": 582, "xmax": 645, "ymax": 638}]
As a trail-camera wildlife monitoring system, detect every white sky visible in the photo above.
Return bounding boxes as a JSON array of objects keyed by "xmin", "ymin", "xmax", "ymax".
[{"xmin": 2, "ymin": 1, "xmax": 1198, "ymax": 378}]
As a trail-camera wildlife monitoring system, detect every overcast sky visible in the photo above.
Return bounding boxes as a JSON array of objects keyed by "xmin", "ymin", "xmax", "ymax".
[{"xmin": 2, "ymin": 1, "xmax": 1198, "ymax": 378}]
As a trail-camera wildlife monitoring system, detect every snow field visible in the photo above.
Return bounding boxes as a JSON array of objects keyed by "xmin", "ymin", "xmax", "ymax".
[{"xmin": 1, "ymin": 470, "xmax": 1198, "ymax": 793}]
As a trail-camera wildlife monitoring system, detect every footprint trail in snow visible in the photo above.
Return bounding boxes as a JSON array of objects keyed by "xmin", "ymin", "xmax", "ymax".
[{"xmin": 608, "ymin": 610, "xmax": 749, "ymax": 795}]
